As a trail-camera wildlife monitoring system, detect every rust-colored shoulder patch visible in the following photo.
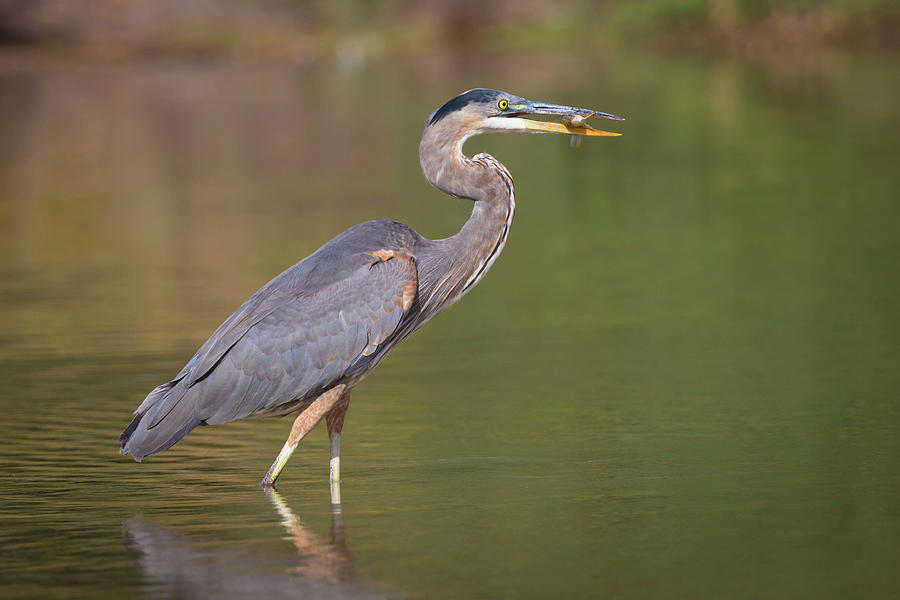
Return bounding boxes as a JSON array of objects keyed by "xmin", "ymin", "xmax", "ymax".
[
  {"xmin": 368, "ymin": 248, "xmax": 417, "ymax": 316},
  {"xmin": 369, "ymin": 248, "xmax": 395, "ymax": 263},
  {"xmin": 392, "ymin": 250, "xmax": 417, "ymax": 315},
  {"xmin": 399, "ymin": 264, "xmax": 417, "ymax": 314}
]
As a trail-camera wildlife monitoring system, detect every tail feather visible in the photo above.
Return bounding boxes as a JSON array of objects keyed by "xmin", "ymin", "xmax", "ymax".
[
  {"xmin": 119, "ymin": 379, "xmax": 203, "ymax": 461},
  {"xmin": 118, "ymin": 412, "xmax": 144, "ymax": 450}
]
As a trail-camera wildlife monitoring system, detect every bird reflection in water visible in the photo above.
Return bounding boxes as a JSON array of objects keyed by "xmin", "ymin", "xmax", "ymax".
[
  {"xmin": 123, "ymin": 490, "xmax": 380, "ymax": 599},
  {"xmin": 265, "ymin": 487, "xmax": 352, "ymax": 583}
]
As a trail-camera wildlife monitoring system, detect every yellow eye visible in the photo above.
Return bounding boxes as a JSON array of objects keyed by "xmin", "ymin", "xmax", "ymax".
[{"xmin": 498, "ymin": 99, "xmax": 509, "ymax": 110}]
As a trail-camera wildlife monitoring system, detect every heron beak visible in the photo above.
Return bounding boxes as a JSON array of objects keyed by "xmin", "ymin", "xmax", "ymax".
[{"xmin": 514, "ymin": 100, "xmax": 624, "ymax": 137}]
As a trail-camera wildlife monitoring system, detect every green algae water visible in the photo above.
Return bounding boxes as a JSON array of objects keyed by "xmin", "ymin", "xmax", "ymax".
[{"xmin": 1, "ymin": 51, "xmax": 899, "ymax": 599}]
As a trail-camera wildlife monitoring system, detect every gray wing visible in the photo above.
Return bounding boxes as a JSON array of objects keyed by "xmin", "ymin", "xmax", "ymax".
[{"xmin": 121, "ymin": 249, "xmax": 417, "ymax": 459}]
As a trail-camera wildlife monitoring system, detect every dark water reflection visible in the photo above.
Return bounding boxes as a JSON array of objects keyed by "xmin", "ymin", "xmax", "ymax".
[
  {"xmin": 1, "ymin": 50, "xmax": 900, "ymax": 599},
  {"xmin": 124, "ymin": 490, "xmax": 377, "ymax": 599}
]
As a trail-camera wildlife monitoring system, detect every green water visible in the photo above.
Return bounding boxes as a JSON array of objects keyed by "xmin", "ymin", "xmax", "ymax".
[{"xmin": 1, "ymin": 51, "xmax": 899, "ymax": 599}]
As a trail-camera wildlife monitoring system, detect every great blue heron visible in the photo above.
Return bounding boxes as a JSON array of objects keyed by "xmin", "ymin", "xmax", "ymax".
[{"xmin": 119, "ymin": 88, "xmax": 623, "ymax": 488}]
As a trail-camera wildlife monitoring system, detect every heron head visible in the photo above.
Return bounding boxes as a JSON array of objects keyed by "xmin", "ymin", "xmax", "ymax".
[{"xmin": 426, "ymin": 88, "xmax": 623, "ymax": 141}]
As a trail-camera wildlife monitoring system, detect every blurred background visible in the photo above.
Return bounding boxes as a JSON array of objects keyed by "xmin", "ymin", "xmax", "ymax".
[
  {"xmin": 1, "ymin": 1, "xmax": 899, "ymax": 599},
  {"xmin": 0, "ymin": 0, "xmax": 898, "ymax": 58}
]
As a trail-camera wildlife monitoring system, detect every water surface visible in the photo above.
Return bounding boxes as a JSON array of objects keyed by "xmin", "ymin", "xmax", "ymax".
[{"xmin": 1, "ymin": 51, "xmax": 899, "ymax": 598}]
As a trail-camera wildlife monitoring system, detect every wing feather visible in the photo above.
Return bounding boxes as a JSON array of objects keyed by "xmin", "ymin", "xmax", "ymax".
[{"xmin": 135, "ymin": 251, "xmax": 417, "ymax": 445}]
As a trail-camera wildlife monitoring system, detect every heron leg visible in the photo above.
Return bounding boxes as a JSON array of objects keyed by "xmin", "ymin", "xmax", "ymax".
[
  {"xmin": 325, "ymin": 390, "xmax": 350, "ymax": 504},
  {"xmin": 260, "ymin": 385, "xmax": 347, "ymax": 488}
]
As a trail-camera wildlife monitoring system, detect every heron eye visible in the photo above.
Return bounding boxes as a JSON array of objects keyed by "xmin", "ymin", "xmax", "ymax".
[{"xmin": 498, "ymin": 99, "xmax": 509, "ymax": 110}]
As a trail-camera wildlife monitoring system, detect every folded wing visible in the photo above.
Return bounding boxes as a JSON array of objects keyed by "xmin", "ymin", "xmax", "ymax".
[{"xmin": 120, "ymin": 250, "xmax": 417, "ymax": 460}]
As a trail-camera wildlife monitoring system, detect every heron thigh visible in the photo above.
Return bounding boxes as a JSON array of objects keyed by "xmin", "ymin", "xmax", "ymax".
[
  {"xmin": 287, "ymin": 385, "xmax": 347, "ymax": 446},
  {"xmin": 325, "ymin": 389, "xmax": 351, "ymax": 437}
]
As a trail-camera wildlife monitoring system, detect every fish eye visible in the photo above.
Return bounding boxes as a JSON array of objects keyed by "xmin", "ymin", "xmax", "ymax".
[{"xmin": 498, "ymin": 99, "xmax": 509, "ymax": 110}]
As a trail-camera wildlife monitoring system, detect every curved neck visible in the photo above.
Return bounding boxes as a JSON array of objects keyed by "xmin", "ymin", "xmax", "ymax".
[
  {"xmin": 420, "ymin": 124, "xmax": 507, "ymax": 203},
  {"xmin": 417, "ymin": 124, "xmax": 516, "ymax": 313}
]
